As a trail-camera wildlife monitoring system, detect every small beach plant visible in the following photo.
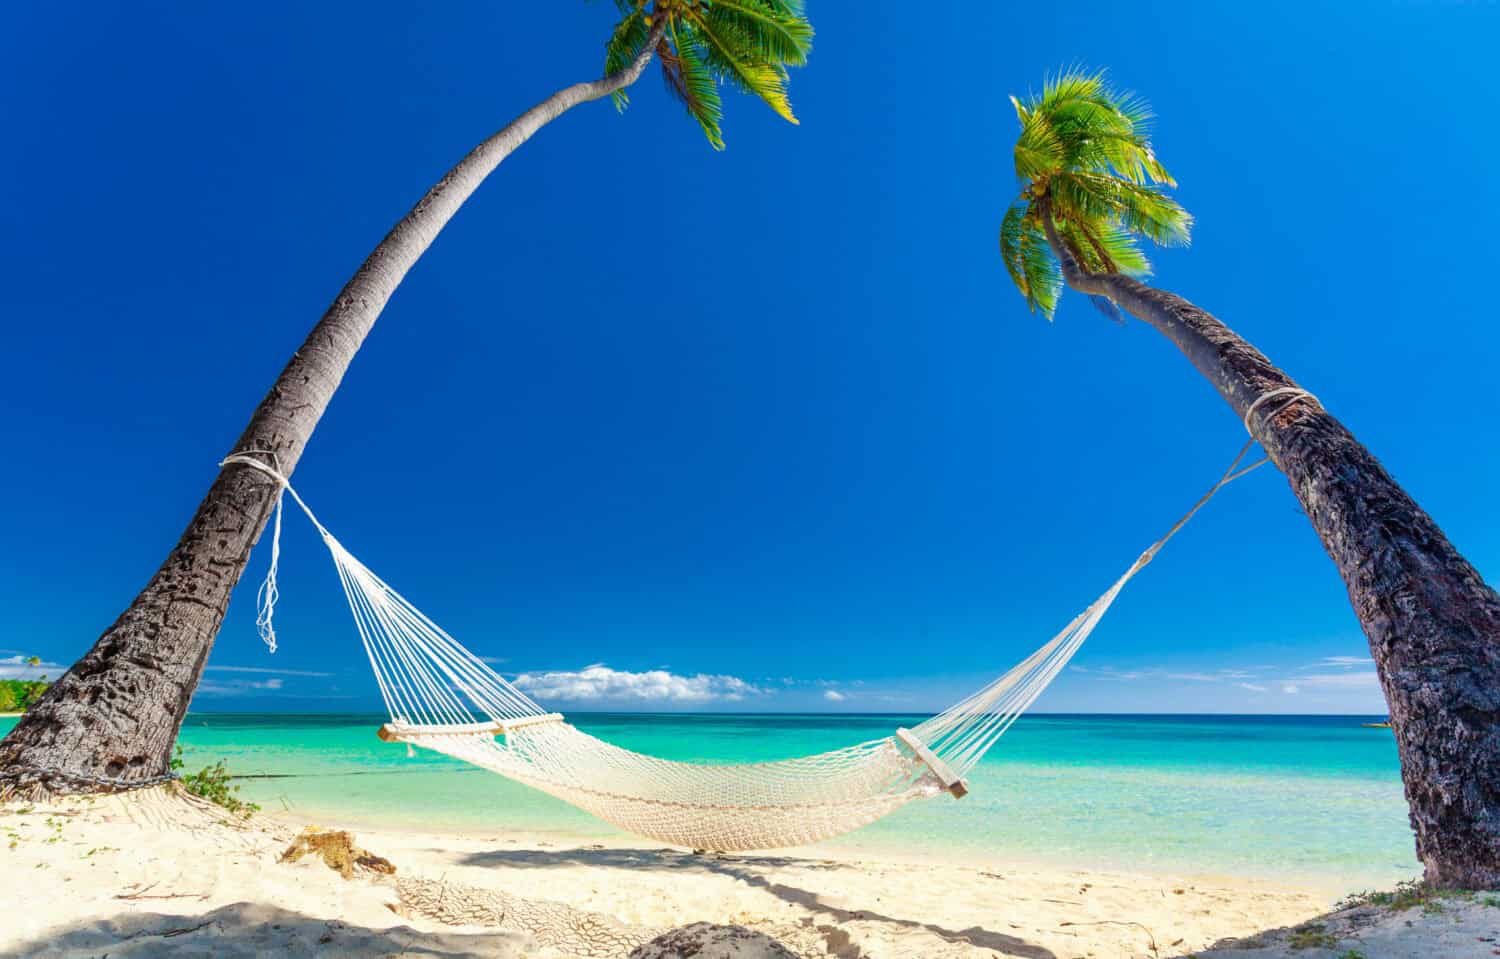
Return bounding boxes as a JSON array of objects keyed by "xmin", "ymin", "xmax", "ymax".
[
  {"xmin": 997, "ymin": 68, "xmax": 1500, "ymax": 889},
  {"xmin": 170, "ymin": 746, "xmax": 260, "ymax": 818},
  {"xmin": 0, "ymin": 2, "xmax": 811, "ymax": 796},
  {"xmin": 1285, "ymin": 924, "xmax": 1338, "ymax": 950},
  {"xmin": 1337, "ymin": 880, "xmax": 1480, "ymax": 914}
]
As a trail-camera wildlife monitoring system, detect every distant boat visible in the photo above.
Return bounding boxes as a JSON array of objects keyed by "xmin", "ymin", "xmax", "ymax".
[{"xmin": 1361, "ymin": 719, "xmax": 1393, "ymax": 729}]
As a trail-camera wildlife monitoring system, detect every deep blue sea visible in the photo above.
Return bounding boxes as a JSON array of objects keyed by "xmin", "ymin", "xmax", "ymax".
[{"xmin": 1, "ymin": 711, "xmax": 1417, "ymax": 887}]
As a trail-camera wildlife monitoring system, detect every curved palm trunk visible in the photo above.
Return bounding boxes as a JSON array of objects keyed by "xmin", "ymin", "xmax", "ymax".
[
  {"xmin": 0, "ymin": 29, "xmax": 663, "ymax": 796},
  {"xmin": 1041, "ymin": 204, "xmax": 1500, "ymax": 888}
]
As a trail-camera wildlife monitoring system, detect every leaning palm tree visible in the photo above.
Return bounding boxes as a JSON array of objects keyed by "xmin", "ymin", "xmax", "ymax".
[
  {"xmin": 0, "ymin": 0, "xmax": 812, "ymax": 795},
  {"xmin": 998, "ymin": 69, "xmax": 1500, "ymax": 888}
]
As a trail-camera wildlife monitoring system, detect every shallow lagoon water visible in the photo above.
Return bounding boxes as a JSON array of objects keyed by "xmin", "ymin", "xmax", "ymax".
[{"xmin": 2, "ymin": 712, "xmax": 1416, "ymax": 888}]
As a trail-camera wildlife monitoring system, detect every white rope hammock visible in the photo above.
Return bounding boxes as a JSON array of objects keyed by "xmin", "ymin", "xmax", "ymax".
[{"xmin": 220, "ymin": 395, "xmax": 1308, "ymax": 851}]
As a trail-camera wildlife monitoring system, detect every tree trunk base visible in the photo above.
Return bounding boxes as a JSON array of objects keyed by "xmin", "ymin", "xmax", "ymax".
[{"xmin": 1425, "ymin": 862, "xmax": 1500, "ymax": 891}]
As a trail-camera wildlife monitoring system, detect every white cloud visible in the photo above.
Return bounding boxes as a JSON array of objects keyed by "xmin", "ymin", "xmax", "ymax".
[
  {"xmin": 511, "ymin": 664, "xmax": 765, "ymax": 704},
  {"xmin": 774, "ymin": 677, "xmax": 864, "ymax": 689},
  {"xmin": 205, "ymin": 665, "xmax": 332, "ymax": 677},
  {"xmin": 1318, "ymin": 656, "xmax": 1373, "ymax": 668},
  {"xmin": 478, "ymin": 656, "xmax": 508, "ymax": 666},
  {"xmin": 1091, "ymin": 667, "xmax": 1143, "ymax": 681},
  {"xmin": 0, "ymin": 656, "xmax": 63, "ymax": 680},
  {"xmin": 823, "ymin": 689, "xmax": 846, "ymax": 703},
  {"xmin": 1076, "ymin": 660, "xmax": 1381, "ymax": 700},
  {"xmin": 1295, "ymin": 671, "xmax": 1381, "ymax": 690},
  {"xmin": 195, "ymin": 677, "xmax": 285, "ymax": 697}
]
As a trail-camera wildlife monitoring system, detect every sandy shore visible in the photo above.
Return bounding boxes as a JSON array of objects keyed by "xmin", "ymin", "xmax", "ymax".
[{"xmin": 2, "ymin": 787, "xmax": 1474, "ymax": 959}]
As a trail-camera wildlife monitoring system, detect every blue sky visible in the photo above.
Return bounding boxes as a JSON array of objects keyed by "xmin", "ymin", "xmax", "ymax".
[{"xmin": 3, "ymin": 1, "xmax": 1498, "ymax": 715}]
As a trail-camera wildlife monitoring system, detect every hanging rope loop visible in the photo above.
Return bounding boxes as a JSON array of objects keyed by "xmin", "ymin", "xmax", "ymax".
[
  {"xmin": 206, "ymin": 417, "xmax": 1280, "ymax": 850},
  {"xmin": 220, "ymin": 451, "xmax": 292, "ymax": 653},
  {"xmin": 220, "ymin": 450, "xmax": 337, "ymax": 654}
]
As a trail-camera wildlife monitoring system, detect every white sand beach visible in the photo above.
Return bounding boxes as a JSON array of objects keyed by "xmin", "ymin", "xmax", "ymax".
[{"xmin": 6, "ymin": 786, "xmax": 1483, "ymax": 959}]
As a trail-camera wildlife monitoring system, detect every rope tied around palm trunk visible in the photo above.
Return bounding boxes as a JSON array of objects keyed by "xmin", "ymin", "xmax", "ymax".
[
  {"xmin": 219, "ymin": 450, "xmax": 333, "ymax": 654},
  {"xmin": 206, "ymin": 402, "xmax": 1294, "ymax": 851},
  {"xmin": 1243, "ymin": 387, "xmax": 1320, "ymax": 440}
]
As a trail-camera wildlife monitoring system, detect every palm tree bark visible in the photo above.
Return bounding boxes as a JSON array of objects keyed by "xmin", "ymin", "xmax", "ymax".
[
  {"xmin": 1039, "ymin": 200, "xmax": 1500, "ymax": 888},
  {"xmin": 0, "ymin": 25, "xmax": 664, "ymax": 797}
]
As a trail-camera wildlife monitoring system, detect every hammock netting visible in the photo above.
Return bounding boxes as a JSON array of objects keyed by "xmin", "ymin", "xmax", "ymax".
[{"xmin": 225, "ymin": 437, "xmax": 1264, "ymax": 851}]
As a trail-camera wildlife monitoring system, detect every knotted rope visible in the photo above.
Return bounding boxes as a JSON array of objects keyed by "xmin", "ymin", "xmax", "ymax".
[
  {"xmin": 207, "ymin": 388, "xmax": 1310, "ymax": 849},
  {"xmin": 1243, "ymin": 387, "xmax": 1320, "ymax": 439},
  {"xmin": 219, "ymin": 451, "xmax": 333, "ymax": 653}
]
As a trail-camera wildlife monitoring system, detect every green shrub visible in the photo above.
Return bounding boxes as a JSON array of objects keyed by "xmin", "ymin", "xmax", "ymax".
[
  {"xmin": 1287, "ymin": 924, "xmax": 1338, "ymax": 950},
  {"xmin": 0, "ymin": 679, "xmax": 48, "ymax": 712},
  {"xmin": 170, "ymin": 745, "xmax": 259, "ymax": 818},
  {"xmin": 1338, "ymin": 880, "xmax": 1484, "ymax": 914}
]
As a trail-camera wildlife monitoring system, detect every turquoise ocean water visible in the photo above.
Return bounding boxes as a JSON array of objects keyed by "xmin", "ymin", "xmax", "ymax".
[{"xmin": 1, "ymin": 712, "xmax": 1417, "ymax": 889}]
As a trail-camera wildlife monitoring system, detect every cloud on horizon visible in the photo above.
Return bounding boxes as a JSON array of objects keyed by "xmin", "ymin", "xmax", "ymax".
[
  {"xmin": 1312, "ymin": 655, "xmax": 1373, "ymax": 669},
  {"xmin": 0, "ymin": 655, "xmax": 63, "ymax": 681},
  {"xmin": 196, "ymin": 676, "xmax": 285, "ymax": 696},
  {"xmin": 204, "ymin": 665, "xmax": 333, "ymax": 677},
  {"xmin": 511, "ymin": 664, "xmax": 766, "ymax": 704},
  {"xmin": 1071, "ymin": 656, "xmax": 1381, "ymax": 702}
]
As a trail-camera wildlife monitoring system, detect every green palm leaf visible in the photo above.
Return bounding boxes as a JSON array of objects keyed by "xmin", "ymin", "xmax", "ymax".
[
  {"xmin": 1000, "ymin": 203, "xmax": 1062, "ymax": 318},
  {"xmin": 687, "ymin": 8, "xmax": 798, "ymax": 124},
  {"xmin": 998, "ymin": 67, "xmax": 1192, "ymax": 319},
  {"xmin": 705, "ymin": 0, "xmax": 813, "ymax": 66},
  {"xmin": 1013, "ymin": 111, "xmax": 1065, "ymax": 182},
  {"xmin": 604, "ymin": 10, "xmax": 650, "ymax": 111},
  {"xmin": 662, "ymin": 20, "xmax": 725, "ymax": 150},
  {"xmin": 603, "ymin": 1, "xmax": 811, "ymax": 149}
]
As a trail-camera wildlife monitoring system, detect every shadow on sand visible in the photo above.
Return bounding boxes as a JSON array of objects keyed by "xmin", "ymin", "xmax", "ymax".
[
  {"xmin": 457, "ymin": 845, "xmax": 1058, "ymax": 959},
  {"xmin": 1, "ymin": 900, "xmax": 529, "ymax": 959}
]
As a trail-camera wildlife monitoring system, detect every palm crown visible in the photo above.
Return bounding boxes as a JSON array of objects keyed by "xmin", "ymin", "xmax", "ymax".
[
  {"xmin": 605, "ymin": 0, "xmax": 813, "ymax": 150},
  {"xmin": 1000, "ymin": 69, "xmax": 1193, "ymax": 319}
]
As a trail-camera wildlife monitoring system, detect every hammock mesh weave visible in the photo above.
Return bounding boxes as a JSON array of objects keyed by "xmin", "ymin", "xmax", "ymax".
[{"xmin": 224, "ymin": 437, "xmax": 1263, "ymax": 851}]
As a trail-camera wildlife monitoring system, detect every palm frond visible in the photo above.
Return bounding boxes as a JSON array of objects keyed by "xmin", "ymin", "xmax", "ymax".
[
  {"xmin": 1021, "ymin": 221, "xmax": 1062, "ymax": 319},
  {"xmin": 604, "ymin": 10, "xmax": 650, "ymax": 111},
  {"xmin": 661, "ymin": 20, "xmax": 725, "ymax": 150},
  {"xmin": 1057, "ymin": 218, "xmax": 1149, "ymax": 276},
  {"xmin": 1000, "ymin": 202, "xmax": 1030, "ymax": 294},
  {"xmin": 1083, "ymin": 221, "xmax": 1153, "ymax": 276},
  {"xmin": 686, "ymin": 8, "xmax": 798, "ymax": 124},
  {"xmin": 1013, "ymin": 112, "xmax": 1065, "ymax": 181},
  {"xmin": 1000, "ymin": 201, "xmax": 1062, "ymax": 318},
  {"xmin": 1088, "ymin": 294, "xmax": 1126, "ymax": 325},
  {"xmin": 1050, "ymin": 171, "xmax": 1192, "ymax": 247},
  {"xmin": 1002, "ymin": 66, "xmax": 1191, "ymax": 319},
  {"xmin": 1008, "ymin": 94, "xmax": 1031, "ymax": 125},
  {"xmin": 606, "ymin": 0, "xmax": 811, "ymax": 149},
  {"xmin": 704, "ymin": 0, "xmax": 813, "ymax": 66},
  {"xmin": 1056, "ymin": 218, "xmax": 1107, "ymax": 274},
  {"xmin": 1036, "ymin": 68, "xmax": 1107, "ymax": 113}
]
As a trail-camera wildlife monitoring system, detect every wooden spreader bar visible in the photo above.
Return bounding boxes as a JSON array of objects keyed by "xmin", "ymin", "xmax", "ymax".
[
  {"xmin": 894, "ymin": 727, "xmax": 969, "ymax": 799},
  {"xmin": 377, "ymin": 713, "xmax": 565, "ymax": 742}
]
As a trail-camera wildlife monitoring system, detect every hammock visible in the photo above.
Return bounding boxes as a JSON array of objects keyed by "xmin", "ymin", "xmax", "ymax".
[{"xmin": 221, "ymin": 438, "xmax": 1267, "ymax": 852}]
